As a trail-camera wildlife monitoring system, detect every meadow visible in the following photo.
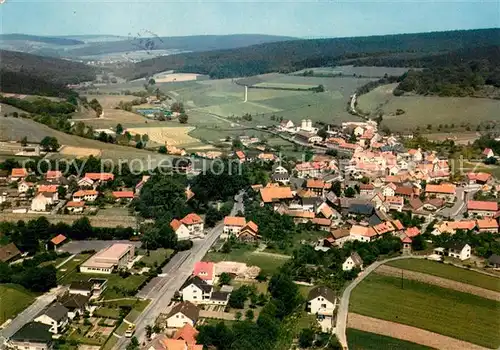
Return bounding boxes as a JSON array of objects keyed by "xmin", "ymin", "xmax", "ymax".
[
  {"xmin": 292, "ymin": 65, "xmax": 413, "ymax": 78},
  {"xmin": 357, "ymin": 84, "xmax": 500, "ymax": 133},
  {"xmin": 204, "ymin": 245, "xmax": 290, "ymax": 275},
  {"xmin": 386, "ymin": 259, "xmax": 500, "ymax": 292},
  {"xmin": 0, "ymin": 284, "xmax": 37, "ymax": 324},
  {"xmin": 349, "ymin": 273, "xmax": 500, "ymax": 348},
  {"xmin": 346, "ymin": 328, "xmax": 433, "ymax": 350}
]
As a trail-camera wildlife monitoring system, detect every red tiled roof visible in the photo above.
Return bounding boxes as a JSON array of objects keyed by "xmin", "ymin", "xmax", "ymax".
[
  {"xmin": 46, "ymin": 170, "xmax": 62, "ymax": 179},
  {"xmin": 112, "ymin": 191, "xmax": 134, "ymax": 198},
  {"xmin": 224, "ymin": 216, "xmax": 246, "ymax": 227},
  {"xmin": 312, "ymin": 218, "xmax": 331, "ymax": 226},
  {"xmin": 84, "ymin": 172, "xmax": 114, "ymax": 181},
  {"xmin": 259, "ymin": 186, "xmax": 293, "ymax": 203},
  {"xmin": 244, "ymin": 221, "xmax": 259, "ymax": 233},
  {"xmin": 467, "ymin": 172, "xmax": 492, "ymax": 182},
  {"xmin": 402, "ymin": 236, "xmax": 412, "ymax": 243},
  {"xmin": 11, "ymin": 168, "xmax": 28, "ymax": 177},
  {"xmin": 306, "ymin": 179, "xmax": 331, "ymax": 189},
  {"xmin": 235, "ymin": 151, "xmax": 246, "ymax": 160},
  {"xmin": 373, "ymin": 221, "xmax": 396, "ymax": 235},
  {"xmin": 286, "ymin": 210, "xmax": 315, "ymax": 219},
  {"xmin": 50, "ymin": 234, "xmax": 67, "ymax": 245},
  {"xmin": 67, "ymin": 201, "xmax": 85, "ymax": 207},
  {"xmin": 405, "ymin": 227, "xmax": 421, "ymax": 237},
  {"xmin": 170, "ymin": 219, "xmax": 183, "ymax": 231},
  {"xmin": 467, "ymin": 200, "xmax": 498, "ymax": 212},
  {"xmin": 173, "ymin": 324, "xmax": 199, "ymax": 344},
  {"xmin": 74, "ymin": 190, "xmax": 98, "ymax": 197},
  {"xmin": 350, "ymin": 225, "xmax": 377, "ymax": 237},
  {"xmin": 193, "ymin": 261, "xmax": 214, "ymax": 281},
  {"xmin": 181, "ymin": 213, "xmax": 203, "ymax": 225},
  {"xmin": 395, "ymin": 186, "xmax": 414, "ymax": 196},
  {"xmin": 38, "ymin": 185, "xmax": 58, "ymax": 193},
  {"xmin": 476, "ymin": 218, "xmax": 499, "ymax": 229},
  {"xmin": 392, "ymin": 220, "xmax": 404, "ymax": 231},
  {"xmin": 360, "ymin": 184, "xmax": 375, "ymax": 190},
  {"xmin": 425, "ymin": 183, "xmax": 456, "ymax": 194}
]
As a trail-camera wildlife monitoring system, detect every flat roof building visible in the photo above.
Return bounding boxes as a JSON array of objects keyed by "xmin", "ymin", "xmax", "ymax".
[{"xmin": 80, "ymin": 243, "xmax": 135, "ymax": 274}]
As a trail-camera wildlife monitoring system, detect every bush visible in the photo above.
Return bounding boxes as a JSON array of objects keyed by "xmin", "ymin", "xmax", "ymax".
[{"xmin": 176, "ymin": 240, "xmax": 193, "ymax": 251}]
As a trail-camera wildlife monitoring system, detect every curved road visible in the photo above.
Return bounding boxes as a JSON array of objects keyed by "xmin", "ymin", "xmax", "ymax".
[{"xmin": 335, "ymin": 255, "xmax": 425, "ymax": 349}]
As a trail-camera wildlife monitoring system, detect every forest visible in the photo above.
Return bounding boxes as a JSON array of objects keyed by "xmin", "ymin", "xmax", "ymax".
[
  {"xmin": 119, "ymin": 28, "xmax": 500, "ymax": 80},
  {"xmin": 0, "ymin": 70, "xmax": 80, "ymax": 98}
]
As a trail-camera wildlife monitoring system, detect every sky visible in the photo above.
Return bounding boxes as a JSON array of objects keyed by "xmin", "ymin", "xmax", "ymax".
[{"xmin": 1, "ymin": 0, "xmax": 499, "ymax": 38}]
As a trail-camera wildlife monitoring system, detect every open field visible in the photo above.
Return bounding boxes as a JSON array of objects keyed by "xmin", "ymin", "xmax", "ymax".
[
  {"xmin": 346, "ymin": 328, "xmax": 433, "ymax": 350},
  {"xmin": 57, "ymin": 253, "xmax": 91, "ymax": 280},
  {"xmin": 154, "ymin": 73, "xmax": 200, "ymax": 83},
  {"xmin": 386, "ymin": 259, "xmax": 500, "ymax": 292},
  {"xmin": 0, "ymin": 103, "xmax": 26, "ymax": 115},
  {"xmin": 292, "ymin": 65, "xmax": 413, "ymax": 78},
  {"xmin": 59, "ymin": 145, "xmax": 102, "ymax": 158},
  {"xmin": 126, "ymin": 125, "xmax": 211, "ymax": 149},
  {"xmin": 0, "ymin": 284, "xmax": 37, "ymax": 324},
  {"xmin": 357, "ymin": 84, "xmax": 500, "ymax": 133},
  {"xmin": 137, "ymin": 248, "xmax": 174, "ymax": 267},
  {"xmin": 204, "ymin": 245, "xmax": 289, "ymax": 275},
  {"xmin": 349, "ymin": 274, "xmax": 500, "ymax": 348},
  {"xmin": 254, "ymin": 82, "xmax": 317, "ymax": 89}
]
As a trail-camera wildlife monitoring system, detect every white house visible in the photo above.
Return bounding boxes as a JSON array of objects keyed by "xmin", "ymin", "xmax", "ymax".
[
  {"xmin": 307, "ymin": 286, "xmax": 337, "ymax": 318},
  {"xmin": 382, "ymin": 183, "xmax": 396, "ymax": 197},
  {"xmin": 272, "ymin": 163, "xmax": 290, "ymax": 184},
  {"xmin": 8, "ymin": 322, "xmax": 53, "ymax": 350},
  {"xmin": 170, "ymin": 219, "xmax": 192, "ymax": 240},
  {"xmin": 34, "ymin": 302, "xmax": 69, "ymax": 334},
  {"xmin": 31, "ymin": 193, "xmax": 51, "ymax": 212},
  {"xmin": 18, "ymin": 181, "xmax": 34, "ymax": 194},
  {"xmin": 77, "ymin": 177, "xmax": 94, "ymax": 188},
  {"xmin": 278, "ymin": 119, "xmax": 295, "ymax": 132},
  {"xmin": 483, "ymin": 148, "xmax": 495, "ymax": 158},
  {"xmin": 181, "ymin": 276, "xmax": 213, "ymax": 304},
  {"xmin": 223, "ymin": 216, "xmax": 246, "ymax": 237},
  {"xmin": 342, "ymin": 252, "xmax": 364, "ymax": 271},
  {"xmin": 166, "ymin": 301, "xmax": 200, "ymax": 329},
  {"xmin": 171, "ymin": 213, "xmax": 204, "ymax": 238},
  {"xmin": 59, "ymin": 293, "xmax": 93, "ymax": 320},
  {"xmin": 446, "ymin": 242, "xmax": 471, "ymax": 261},
  {"xmin": 73, "ymin": 190, "xmax": 98, "ymax": 202},
  {"xmin": 69, "ymin": 281, "xmax": 93, "ymax": 297}
]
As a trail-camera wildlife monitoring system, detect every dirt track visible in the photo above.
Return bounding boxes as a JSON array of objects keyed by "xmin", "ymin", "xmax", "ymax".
[
  {"xmin": 376, "ymin": 265, "xmax": 500, "ymax": 302},
  {"xmin": 348, "ymin": 313, "xmax": 489, "ymax": 350}
]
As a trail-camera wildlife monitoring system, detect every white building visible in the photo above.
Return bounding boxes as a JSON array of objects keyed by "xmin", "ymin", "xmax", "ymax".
[
  {"xmin": 307, "ymin": 286, "xmax": 337, "ymax": 330},
  {"xmin": 223, "ymin": 216, "xmax": 246, "ymax": 237},
  {"xmin": 80, "ymin": 243, "xmax": 135, "ymax": 274},
  {"xmin": 8, "ymin": 322, "xmax": 53, "ymax": 350},
  {"xmin": 446, "ymin": 242, "xmax": 471, "ymax": 261},
  {"xmin": 34, "ymin": 302, "xmax": 69, "ymax": 334},
  {"xmin": 342, "ymin": 252, "xmax": 364, "ymax": 271},
  {"xmin": 73, "ymin": 190, "xmax": 98, "ymax": 202},
  {"xmin": 180, "ymin": 276, "xmax": 230, "ymax": 306},
  {"xmin": 31, "ymin": 193, "xmax": 51, "ymax": 212},
  {"xmin": 166, "ymin": 302, "xmax": 200, "ymax": 329},
  {"xmin": 170, "ymin": 219, "xmax": 192, "ymax": 241}
]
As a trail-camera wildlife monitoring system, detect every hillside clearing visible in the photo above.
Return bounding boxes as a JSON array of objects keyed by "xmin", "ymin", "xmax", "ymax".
[
  {"xmin": 126, "ymin": 126, "xmax": 212, "ymax": 150},
  {"xmin": 349, "ymin": 274, "xmax": 500, "ymax": 348}
]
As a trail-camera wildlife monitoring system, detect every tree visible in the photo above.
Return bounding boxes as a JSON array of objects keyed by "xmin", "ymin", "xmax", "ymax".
[
  {"xmin": 40, "ymin": 136, "xmax": 60, "ymax": 152},
  {"xmin": 142, "ymin": 134, "xmax": 149, "ymax": 143},
  {"xmin": 148, "ymin": 78, "xmax": 156, "ymax": 85},
  {"xmin": 344, "ymin": 187, "xmax": 356, "ymax": 198},
  {"xmin": 171, "ymin": 102, "xmax": 185, "ymax": 113},
  {"xmin": 317, "ymin": 127, "xmax": 328, "ymax": 139},
  {"xmin": 332, "ymin": 181, "xmax": 342, "ymax": 197},
  {"xmin": 411, "ymin": 234, "xmax": 426, "ymax": 251},
  {"xmin": 235, "ymin": 311, "xmax": 242, "ymax": 321},
  {"xmin": 219, "ymin": 272, "xmax": 232, "ymax": 286},
  {"xmin": 126, "ymin": 336, "xmax": 139, "ymax": 350},
  {"xmin": 245, "ymin": 309, "xmax": 254, "ymax": 321},
  {"xmin": 158, "ymin": 146, "xmax": 167, "ymax": 154},
  {"xmin": 57, "ymin": 185, "xmax": 67, "ymax": 199},
  {"xmin": 134, "ymin": 134, "xmax": 141, "ymax": 143},
  {"xmin": 145, "ymin": 325, "xmax": 153, "ymax": 339},
  {"xmin": 12, "ymin": 112, "xmax": 19, "ymax": 118},
  {"xmin": 20, "ymin": 136, "xmax": 28, "ymax": 146},
  {"xmin": 298, "ymin": 328, "xmax": 314, "ymax": 348},
  {"xmin": 179, "ymin": 113, "xmax": 188, "ymax": 124},
  {"xmin": 116, "ymin": 123, "xmax": 124, "ymax": 134}
]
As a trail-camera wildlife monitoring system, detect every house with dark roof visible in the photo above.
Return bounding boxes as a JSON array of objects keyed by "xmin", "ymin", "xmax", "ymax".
[
  {"xmin": 307, "ymin": 286, "xmax": 337, "ymax": 320},
  {"xmin": 166, "ymin": 301, "xmax": 200, "ymax": 329},
  {"xmin": 34, "ymin": 302, "xmax": 69, "ymax": 334},
  {"xmin": 59, "ymin": 293, "xmax": 92, "ymax": 319},
  {"xmin": 487, "ymin": 254, "xmax": 500, "ymax": 268},
  {"xmin": 347, "ymin": 203, "xmax": 374, "ymax": 217},
  {"xmin": 0, "ymin": 242, "xmax": 21, "ymax": 263},
  {"xmin": 8, "ymin": 322, "xmax": 53, "ymax": 350},
  {"xmin": 342, "ymin": 252, "xmax": 364, "ymax": 271},
  {"xmin": 69, "ymin": 280, "xmax": 94, "ymax": 297},
  {"xmin": 445, "ymin": 242, "xmax": 471, "ymax": 261}
]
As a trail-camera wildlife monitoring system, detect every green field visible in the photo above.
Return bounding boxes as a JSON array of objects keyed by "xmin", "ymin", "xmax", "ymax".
[
  {"xmin": 57, "ymin": 253, "xmax": 91, "ymax": 280},
  {"xmin": 204, "ymin": 245, "xmax": 290, "ymax": 275},
  {"xmin": 137, "ymin": 248, "xmax": 174, "ymax": 267},
  {"xmin": 0, "ymin": 284, "xmax": 37, "ymax": 324},
  {"xmin": 254, "ymin": 82, "xmax": 318, "ymax": 89},
  {"xmin": 386, "ymin": 259, "xmax": 500, "ymax": 292},
  {"xmin": 357, "ymin": 84, "xmax": 500, "ymax": 133},
  {"xmin": 347, "ymin": 328, "xmax": 434, "ymax": 350},
  {"xmin": 350, "ymin": 274, "xmax": 500, "ymax": 348}
]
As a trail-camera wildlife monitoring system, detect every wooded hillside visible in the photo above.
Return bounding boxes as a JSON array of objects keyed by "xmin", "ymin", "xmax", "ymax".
[{"xmin": 118, "ymin": 28, "xmax": 500, "ymax": 80}]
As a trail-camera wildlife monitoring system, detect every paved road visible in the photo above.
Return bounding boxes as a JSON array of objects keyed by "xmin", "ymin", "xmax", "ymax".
[
  {"xmin": 50, "ymin": 199, "xmax": 67, "ymax": 215},
  {"xmin": 440, "ymin": 185, "xmax": 480, "ymax": 219},
  {"xmin": 335, "ymin": 255, "xmax": 424, "ymax": 349},
  {"xmin": 113, "ymin": 192, "xmax": 244, "ymax": 349},
  {"xmin": 0, "ymin": 286, "xmax": 66, "ymax": 347}
]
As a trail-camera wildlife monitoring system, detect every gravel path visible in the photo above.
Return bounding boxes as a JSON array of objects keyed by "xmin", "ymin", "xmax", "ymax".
[
  {"xmin": 348, "ymin": 313, "xmax": 489, "ymax": 350},
  {"xmin": 376, "ymin": 265, "xmax": 500, "ymax": 302}
]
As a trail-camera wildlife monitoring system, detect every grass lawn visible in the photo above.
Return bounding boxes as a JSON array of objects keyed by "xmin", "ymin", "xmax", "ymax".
[
  {"xmin": 0, "ymin": 284, "xmax": 37, "ymax": 324},
  {"xmin": 59, "ymin": 270, "xmax": 148, "ymax": 300},
  {"xmin": 347, "ymin": 328, "xmax": 434, "ymax": 350},
  {"xmin": 93, "ymin": 307, "xmax": 121, "ymax": 319},
  {"xmin": 101, "ymin": 334, "xmax": 119, "ymax": 350},
  {"xmin": 114, "ymin": 321, "xmax": 130, "ymax": 336},
  {"xmin": 204, "ymin": 245, "xmax": 288, "ymax": 275},
  {"xmin": 386, "ymin": 259, "xmax": 500, "ymax": 292},
  {"xmin": 350, "ymin": 274, "xmax": 500, "ymax": 348},
  {"xmin": 57, "ymin": 253, "xmax": 91, "ymax": 281},
  {"xmin": 137, "ymin": 248, "xmax": 174, "ymax": 267}
]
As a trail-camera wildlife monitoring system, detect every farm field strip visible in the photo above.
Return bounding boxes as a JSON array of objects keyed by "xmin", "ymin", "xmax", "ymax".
[
  {"xmin": 346, "ymin": 328, "xmax": 434, "ymax": 350},
  {"xmin": 347, "ymin": 314, "xmax": 488, "ymax": 350},
  {"xmin": 385, "ymin": 259, "xmax": 500, "ymax": 292},
  {"xmin": 0, "ymin": 284, "xmax": 37, "ymax": 324},
  {"xmin": 376, "ymin": 265, "xmax": 500, "ymax": 301},
  {"xmin": 349, "ymin": 274, "xmax": 500, "ymax": 348}
]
